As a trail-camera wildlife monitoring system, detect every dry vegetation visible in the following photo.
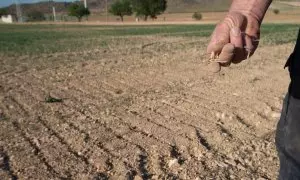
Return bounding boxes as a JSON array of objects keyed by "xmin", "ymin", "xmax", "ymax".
[{"xmin": 0, "ymin": 23, "xmax": 299, "ymax": 179}]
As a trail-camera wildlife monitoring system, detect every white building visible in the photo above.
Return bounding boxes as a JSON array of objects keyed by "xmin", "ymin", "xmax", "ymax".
[{"xmin": 1, "ymin": 15, "xmax": 15, "ymax": 23}]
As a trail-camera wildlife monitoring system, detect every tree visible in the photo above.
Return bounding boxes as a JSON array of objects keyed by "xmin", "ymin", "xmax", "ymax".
[
  {"xmin": 192, "ymin": 12, "xmax": 202, "ymax": 20},
  {"xmin": 26, "ymin": 10, "xmax": 45, "ymax": 22},
  {"xmin": 109, "ymin": 0, "xmax": 132, "ymax": 22},
  {"xmin": 131, "ymin": 0, "xmax": 167, "ymax": 21},
  {"xmin": 68, "ymin": 3, "xmax": 90, "ymax": 22},
  {"xmin": 273, "ymin": 9, "xmax": 280, "ymax": 15},
  {"xmin": 0, "ymin": 8, "xmax": 8, "ymax": 17}
]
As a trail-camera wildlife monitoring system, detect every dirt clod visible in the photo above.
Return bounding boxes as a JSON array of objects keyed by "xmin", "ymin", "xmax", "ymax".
[
  {"xmin": 209, "ymin": 62, "xmax": 221, "ymax": 73},
  {"xmin": 134, "ymin": 175, "xmax": 143, "ymax": 180}
]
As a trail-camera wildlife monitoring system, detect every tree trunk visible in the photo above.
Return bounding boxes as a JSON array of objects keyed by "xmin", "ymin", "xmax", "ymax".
[
  {"xmin": 144, "ymin": 15, "xmax": 148, "ymax": 21},
  {"xmin": 120, "ymin": 16, "xmax": 124, "ymax": 22}
]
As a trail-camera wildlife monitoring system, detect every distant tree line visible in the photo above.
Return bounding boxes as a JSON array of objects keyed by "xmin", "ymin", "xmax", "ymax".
[
  {"xmin": 109, "ymin": 0, "xmax": 167, "ymax": 21},
  {"xmin": 0, "ymin": 3, "xmax": 87, "ymax": 22},
  {"xmin": 0, "ymin": 8, "xmax": 8, "ymax": 17},
  {"xmin": 26, "ymin": 10, "xmax": 46, "ymax": 21},
  {"xmin": 1, "ymin": 0, "xmax": 168, "ymax": 23}
]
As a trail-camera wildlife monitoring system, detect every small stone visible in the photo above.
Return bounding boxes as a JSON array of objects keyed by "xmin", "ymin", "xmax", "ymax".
[
  {"xmin": 134, "ymin": 175, "xmax": 143, "ymax": 180},
  {"xmin": 193, "ymin": 148, "xmax": 203, "ymax": 160},
  {"xmin": 151, "ymin": 175, "xmax": 159, "ymax": 180},
  {"xmin": 105, "ymin": 108, "xmax": 110, "ymax": 115},
  {"xmin": 257, "ymin": 178, "xmax": 267, "ymax": 180},
  {"xmin": 210, "ymin": 62, "xmax": 221, "ymax": 73},
  {"xmin": 221, "ymin": 113, "xmax": 226, "ymax": 120},
  {"xmin": 241, "ymin": 177, "xmax": 251, "ymax": 180},
  {"xmin": 216, "ymin": 161, "xmax": 228, "ymax": 168},
  {"xmin": 33, "ymin": 138, "xmax": 40, "ymax": 148},
  {"xmin": 230, "ymin": 175, "xmax": 236, "ymax": 179},
  {"xmin": 225, "ymin": 159, "xmax": 237, "ymax": 167},
  {"xmin": 91, "ymin": 158, "xmax": 108, "ymax": 172},
  {"xmin": 237, "ymin": 157, "xmax": 245, "ymax": 165},
  {"xmin": 271, "ymin": 112, "xmax": 281, "ymax": 119},
  {"xmin": 168, "ymin": 158, "xmax": 179, "ymax": 168},
  {"xmin": 75, "ymin": 173, "xmax": 91, "ymax": 180},
  {"xmin": 264, "ymin": 106, "xmax": 272, "ymax": 115},
  {"xmin": 216, "ymin": 112, "xmax": 221, "ymax": 119},
  {"xmin": 237, "ymin": 164, "xmax": 246, "ymax": 170},
  {"xmin": 245, "ymin": 158, "xmax": 250, "ymax": 164}
]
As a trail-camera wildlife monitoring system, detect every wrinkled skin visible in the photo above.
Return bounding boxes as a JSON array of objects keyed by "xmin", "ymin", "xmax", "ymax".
[{"xmin": 207, "ymin": 0, "xmax": 272, "ymax": 68}]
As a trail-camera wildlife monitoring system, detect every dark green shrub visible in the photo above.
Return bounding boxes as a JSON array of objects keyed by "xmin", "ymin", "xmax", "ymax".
[
  {"xmin": 26, "ymin": 10, "xmax": 46, "ymax": 22},
  {"xmin": 273, "ymin": 9, "xmax": 280, "ymax": 15},
  {"xmin": 193, "ymin": 12, "xmax": 202, "ymax": 20},
  {"xmin": 68, "ymin": 3, "xmax": 90, "ymax": 22},
  {"xmin": 109, "ymin": 0, "xmax": 132, "ymax": 22}
]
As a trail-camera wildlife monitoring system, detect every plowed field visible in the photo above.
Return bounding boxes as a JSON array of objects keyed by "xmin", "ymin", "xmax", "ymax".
[{"xmin": 0, "ymin": 24, "xmax": 299, "ymax": 180}]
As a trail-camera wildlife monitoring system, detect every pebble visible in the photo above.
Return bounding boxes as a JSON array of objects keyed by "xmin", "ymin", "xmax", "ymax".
[
  {"xmin": 271, "ymin": 112, "xmax": 281, "ymax": 119},
  {"xmin": 225, "ymin": 159, "xmax": 237, "ymax": 166},
  {"xmin": 232, "ymin": 93, "xmax": 239, "ymax": 96},
  {"xmin": 216, "ymin": 112, "xmax": 228, "ymax": 120},
  {"xmin": 230, "ymin": 175, "xmax": 236, "ymax": 179},
  {"xmin": 237, "ymin": 157, "xmax": 245, "ymax": 165},
  {"xmin": 264, "ymin": 105, "xmax": 272, "ymax": 115},
  {"xmin": 91, "ymin": 158, "xmax": 108, "ymax": 172},
  {"xmin": 33, "ymin": 138, "xmax": 40, "ymax": 148},
  {"xmin": 237, "ymin": 164, "xmax": 246, "ymax": 171},
  {"xmin": 210, "ymin": 62, "xmax": 221, "ymax": 73},
  {"xmin": 274, "ymin": 99, "xmax": 282, "ymax": 109},
  {"xmin": 168, "ymin": 158, "xmax": 179, "ymax": 168},
  {"xmin": 241, "ymin": 178, "xmax": 251, "ymax": 180},
  {"xmin": 216, "ymin": 161, "xmax": 228, "ymax": 168},
  {"xmin": 134, "ymin": 175, "xmax": 143, "ymax": 180},
  {"xmin": 151, "ymin": 175, "xmax": 159, "ymax": 180}
]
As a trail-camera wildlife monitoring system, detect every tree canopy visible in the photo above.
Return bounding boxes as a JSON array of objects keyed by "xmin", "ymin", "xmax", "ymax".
[
  {"xmin": 26, "ymin": 10, "xmax": 46, "ymax": 22},
  {"xmin": 68, "ymin": 3, "xmax": 90, "ymax": 22},
  {"xmin": 131, "ymin": 0, "xmax": 167, "ymax": 20},
  {"xmin": 0, "ymin": 8, "xmax": 8, "ymax": 17},
  {"xmin": 109, "ymin": 0, "xmax": 132, "ymax": 21}
]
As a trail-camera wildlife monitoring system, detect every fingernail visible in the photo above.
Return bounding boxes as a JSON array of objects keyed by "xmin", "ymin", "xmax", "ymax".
[{"xmin": 231, "ymin": 27, "xmax": 241, "ymax": 37}]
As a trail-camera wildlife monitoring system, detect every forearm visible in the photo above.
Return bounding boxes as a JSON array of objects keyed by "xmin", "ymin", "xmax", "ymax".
[{"xmin": 229, "ymin": 0, "xmax": 272, "ymax": 23}]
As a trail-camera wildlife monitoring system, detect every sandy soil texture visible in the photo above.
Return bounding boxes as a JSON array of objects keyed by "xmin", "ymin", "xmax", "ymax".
[{"xmin": 0, "ymin": 35, "xmax": 294, "ymax": 179}]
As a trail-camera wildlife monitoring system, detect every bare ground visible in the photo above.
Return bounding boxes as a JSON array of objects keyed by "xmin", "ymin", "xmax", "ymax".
[{"xmin": 0, "ymin": 36, "xmax": 293, "ymax": 179}]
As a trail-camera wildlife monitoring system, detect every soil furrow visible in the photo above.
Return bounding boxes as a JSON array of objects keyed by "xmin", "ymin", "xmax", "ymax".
[
  {"xmin": 195, "ymin": 129, "xmax": 212, "ymax": 151},
  {"xmin": 6, "ymin": 86, "xmax": 142, "ymax": 175},
  {"xmin": 0, "ymin": 147, "xmax": 18, "ymax": 180},
  {"xmin": 9, "ymin": 80, "xmax": 175, "ymax": 177},
  {"xmin": 3, "ymin": 95, "xmax": 92, "ymax": 178},
  {"xmin": 11, "ymin": 121, "xmax": 66, "ymax": 178},
  {"xmin": 14, "ymin": 72, "xmax": 192, "ymax": 154},
  {"xmin": 0, "ymin": 121, "xmax": 58, "ymax": 179}
]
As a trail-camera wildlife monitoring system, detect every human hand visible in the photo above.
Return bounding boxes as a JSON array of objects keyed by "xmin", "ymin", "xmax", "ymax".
[{"xmin": 207, "ymin": 11, "xmax": 261, "ymax": 72}]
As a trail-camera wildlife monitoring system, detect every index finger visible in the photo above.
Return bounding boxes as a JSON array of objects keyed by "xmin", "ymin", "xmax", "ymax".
[{"xmin": 207, "ymin": 23, "xmax": 230, "ymax": 54}]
